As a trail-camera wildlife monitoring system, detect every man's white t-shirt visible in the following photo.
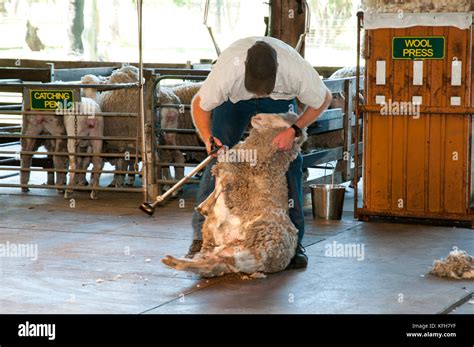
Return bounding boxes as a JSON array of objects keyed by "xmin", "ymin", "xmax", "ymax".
[{"xmin": 197, "ymin": 36, "xmax": 328, "ymax": 112}]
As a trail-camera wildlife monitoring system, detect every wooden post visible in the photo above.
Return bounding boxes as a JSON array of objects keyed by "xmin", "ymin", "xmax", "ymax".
[
  {"xmin": 270, "ymin": 0, "xmax": 307, "ymax": 56},
  {"xmin": 143, "ymin": 70, "xmax": 158, "ymax": 201},
  {"xmin": 342, "ymin": 78, "xmax": 354, "ymax": 182}
]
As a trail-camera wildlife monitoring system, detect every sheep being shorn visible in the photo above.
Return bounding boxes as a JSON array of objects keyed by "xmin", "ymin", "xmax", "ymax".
[
  {"xmin": 162, "ymin": 112, "xmax": 307, "ymax": 278},
  {"xmin": 430, "ymin": 249, "xmax": 474, "ymax": 280},
  {"xmin": 63, "ymin": 74, "xmax": 103, "ymax": 200}
]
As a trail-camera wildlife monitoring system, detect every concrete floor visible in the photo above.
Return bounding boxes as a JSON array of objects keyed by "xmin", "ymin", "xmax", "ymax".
[{"xmin": 0, "ymin": 180, "xmax": 473, "ymax": 314}]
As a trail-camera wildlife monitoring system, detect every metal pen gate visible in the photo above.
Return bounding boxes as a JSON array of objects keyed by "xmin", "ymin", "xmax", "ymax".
[
  {"xmin": 0, "ymin": 1, "xmax": 152, "ymax": 201},
  {"xmin": 0, "ymin": 79, "xmax": 145, "ymax": 192},
  {"xmin": 152, "ymin": 71, "xmax": 209, "ymax": 195}
]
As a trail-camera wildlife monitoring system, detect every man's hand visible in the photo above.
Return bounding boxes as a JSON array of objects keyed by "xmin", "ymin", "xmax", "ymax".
[
  {"xmin": 272, "ymin": 127, "xmax": 295, "ymax": 151},
  {"xmin": 205, "ymin": 136, "xmax": 223, "ymax": 156}
]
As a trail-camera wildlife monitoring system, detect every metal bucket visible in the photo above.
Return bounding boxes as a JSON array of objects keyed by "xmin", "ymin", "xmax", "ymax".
[{"xmin": 310, "ymin": 184, "xmax": 346, "ymax": 220}]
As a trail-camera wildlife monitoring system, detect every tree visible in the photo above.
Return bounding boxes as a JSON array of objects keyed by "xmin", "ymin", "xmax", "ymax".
[
  {"xmin": 0, "ymin": 0, "xmax": 7, "ymax": 13},
  {"xmin": 68, "ymin": 0, "xmax": 85, "ymax": 54},
  {"xmin": 85, "ymin": 0, "xmax": 99, "ymax": 60},
  {"xmin": 25, "ymin": 20, "xmax": 45, "ymax": 51}
]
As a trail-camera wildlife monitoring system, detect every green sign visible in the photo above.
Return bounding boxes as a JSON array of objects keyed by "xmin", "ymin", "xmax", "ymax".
[
  {"xmin": 392, "ymin": 36, "xmax": 445, "ymax": 60},
  {"xmin": 30, "ymin": 90, "xmax": 74, "ymax": 110}
]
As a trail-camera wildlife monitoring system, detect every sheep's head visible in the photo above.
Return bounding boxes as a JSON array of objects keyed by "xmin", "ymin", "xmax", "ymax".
[
  {"xmin": 109, "ymin": 65, "xmax": 139, "ymax": 84},
  {"xmin": 157, "ymin": 88, "xmax": 181, "ymax": 143},
  {"xmin": 119, "ymin": 65, "xmax": 140, "ymax": 80},
  {"xmin": 251, "ymin": 112, "xmax": 298, "ymax": 131},
  {"xmin": 243, "ymin": 112, "xmax": 306, "ymax": 170},
  {"xmin": 80, "ymin": 74, "xmax": 104, "ymax": 101},
  {"xmin": 81, "ymin": 74, "xmax": 102, "ymax": 85},
  {"xmin": 250, "ymin": 112, "xmax": 307, "ymax": 149}
]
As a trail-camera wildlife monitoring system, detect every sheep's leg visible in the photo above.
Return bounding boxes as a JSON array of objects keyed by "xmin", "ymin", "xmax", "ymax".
[
  {"xmin": 109, "ymin": 176, "xmax": 117, "ymax": 187},
  {"xmin": 89, "ymin": 139, "xmax": 103, "ymax": 200},
  {"xmin": 43, "ymin": 118, "xmax": 67, "ymax": 194},
  {"xmin": 161, "ymin": 254, "xmax": 232, "ymax": 278},
  {"xmin": 53, "ymin": 139, "xmax": 68, "ymax": 194},
  {"xmin": 73, "ymin": 146, "xmax": 89, "ymax": 186},
  {"xmin": 107, "ymin": 159, "xmax": 117, "ymax": 187},
  {"xmin": 198, "ymin": 181, "xmax": 224, "ymax": 253},
  {"xmin": 162, "ymin": 166, "xmax": 172, "ymax": 192},
  {"xmin": 196, "ymin": 180, "xmax": 222, "ymax": 216},
  {"xmin": 76, "ymin": 153, "xmax": 90, "ymax": 186},
  {"xmin": 125, "ymin": 161, "xmax": 135, "ymax": 186},
  {"xmin": 114, "ymin": 158, "xmax": 126, "ymax": 188},
  {"xmin": 201, "ymin": 219, "xmax": 217, "ymax": 254},
  {"xmin": 46, "ymin": 155, "xmax": 55, "ymax": 185},
  {"xmin": 64, "ymin": 139, "xmax": 76, "ymax": 199},
  {"xmin": 20, "ymin": 136, "xmax": 38, "ymax": 192}
]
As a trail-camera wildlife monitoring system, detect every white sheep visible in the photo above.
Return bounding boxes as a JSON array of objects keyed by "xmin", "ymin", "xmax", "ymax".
[
  {"xmin": 20, "ymin": 99, "xmax": 68, "ymax": 194},
  {"xmin": 63, "ymin": 74, "xmax": 104, "ymax": 200},
  {"xmin": 20, "ymin": 116, "xmax": 67, "ymax": 194},
  {"xmin": 162, "ymin": 112, "xmax": 307, "ymax": 278}
]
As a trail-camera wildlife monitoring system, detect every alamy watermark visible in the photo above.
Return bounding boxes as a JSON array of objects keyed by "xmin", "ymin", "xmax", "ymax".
[
  {"xmin": 217, "ymin": 148, "xmax": 257, "ymax": 167},
  {"xmin": 55, "ymin": 100, "xmax": 96, "ymax": 117},
  {"xmin": 0, "ymin": 241, "xmax": 38, "ymax": 261},
  {"xmin": 380, "ymin": 99, "xmax": 421, "ymax": 119},
  {"xmin": 18, "ymin": 321, "xmax": 55, "ymax": 341},
  {"xmin": 324, "ymin": 241, "xmax": 365, "ymax": 261}
]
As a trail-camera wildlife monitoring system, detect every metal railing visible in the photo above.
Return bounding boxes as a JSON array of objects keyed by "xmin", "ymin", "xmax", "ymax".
[{"xmin": 153, "ymin": 73, "xmax": 209, "ymax": 194}]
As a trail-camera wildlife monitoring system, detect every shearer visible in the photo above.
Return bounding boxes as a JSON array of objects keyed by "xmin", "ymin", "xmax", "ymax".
[{"xmin": 189, "ymin": 36, "xmax": 332, "ymax": 269}]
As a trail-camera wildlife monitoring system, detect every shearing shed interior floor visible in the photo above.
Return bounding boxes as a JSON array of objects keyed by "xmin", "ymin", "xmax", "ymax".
[{"xmin": 0, "ymin": 172, "xmax": 473, "ymax": 314}]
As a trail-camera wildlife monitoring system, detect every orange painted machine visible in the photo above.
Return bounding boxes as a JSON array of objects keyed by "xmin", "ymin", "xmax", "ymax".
[{"xmin": 354, "ymin": 11, "xmax": 474, "ymax": 225}]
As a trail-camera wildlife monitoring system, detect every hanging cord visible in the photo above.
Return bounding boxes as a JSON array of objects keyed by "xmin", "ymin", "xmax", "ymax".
[
  {"xmin": 203, "ymin": 0, "xmax": 221, "ymax": 56},
  {"xmin": 294, "ymin": 0, "xmax": 311, "ymax": 54}
]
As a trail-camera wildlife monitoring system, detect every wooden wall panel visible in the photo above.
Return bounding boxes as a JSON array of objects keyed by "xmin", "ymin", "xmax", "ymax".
[
  {"xmin": 443, "ymin": 27, "xmax": 470, "ymax": 213},
  {"xmin": 405, "ymin": 26, "xmax": 429, "ymax": 212},
  {"xmin": 366, "ymin": 29, "xmax": 391, "ymax": 210},
  {"xmin": 427, "ymin": 27, "xmax": 446, "ymax": 213},
  {"xmin": 390, "ymin": 28, "xmax": 409, "ymax": 212}
]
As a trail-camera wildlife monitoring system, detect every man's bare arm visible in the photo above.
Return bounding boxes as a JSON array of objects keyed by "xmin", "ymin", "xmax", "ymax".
[
  {"xmin": 294, "ymin": 89, "xmax": 332, "ymax": 129},
  {"xmin": 191, "ymin": 95, "xmax": 222, "ymax": 153}
]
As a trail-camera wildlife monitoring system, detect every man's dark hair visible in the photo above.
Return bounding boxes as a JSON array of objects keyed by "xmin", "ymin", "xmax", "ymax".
[{"xmin": 244, "ymin": 41, "xmax": 278, "ymax": 95}]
